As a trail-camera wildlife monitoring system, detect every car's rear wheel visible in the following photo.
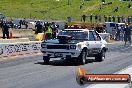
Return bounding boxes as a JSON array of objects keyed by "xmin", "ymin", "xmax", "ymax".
[
  {"xmin": 95, "ymin": 49, "xmax": 105, "ymax": 62},
  {"xmin": 78, "ymin": 49, "xmax": 87, "ymax": 65},
  {"xmin": 43, "ymin": 56, "xmax": 50, "ymax": 64}
]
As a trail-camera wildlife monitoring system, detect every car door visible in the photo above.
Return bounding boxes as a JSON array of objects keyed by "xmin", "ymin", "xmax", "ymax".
[{"xmin": 87, "ymin": 31, "xmax": 99, "ymax": 55}]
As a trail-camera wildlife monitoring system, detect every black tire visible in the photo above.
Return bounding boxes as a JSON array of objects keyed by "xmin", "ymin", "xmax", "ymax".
[
  {"xmin": 78, "ymin": 49, "xmax": 87, "ymax": 65},
  {"xmin": 43, "ymin": 56, "xmax": 50, "ymax": 64},
  {"xmin": 95, "ymin": 49, "xmax": 105, "ymax": 62}
]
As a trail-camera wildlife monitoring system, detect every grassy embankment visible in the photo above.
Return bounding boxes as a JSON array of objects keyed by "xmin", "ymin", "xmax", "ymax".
[{"xmin": 0, "ymin": 0, "xmax": 131, "ymax": 22}]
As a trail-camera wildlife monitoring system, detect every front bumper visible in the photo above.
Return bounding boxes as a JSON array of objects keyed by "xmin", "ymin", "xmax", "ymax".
[{"xmin": 42, "ymin": 49, "xmax": 81, "ymax": 58}]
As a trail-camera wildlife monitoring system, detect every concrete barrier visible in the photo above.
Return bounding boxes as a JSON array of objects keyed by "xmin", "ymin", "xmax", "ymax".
[
  {"xmin": 0, "ymin": 41, "xmax": 42, "ymax": 59},
  {"xmin": 0, "ymin": 38, "xmax": 30, "ymax": 43}
]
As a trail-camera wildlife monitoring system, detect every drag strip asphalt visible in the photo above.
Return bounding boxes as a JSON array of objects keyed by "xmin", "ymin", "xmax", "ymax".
[{"xmin": 0, "ymin": 41, "xmax": 132, "ymax": 88}]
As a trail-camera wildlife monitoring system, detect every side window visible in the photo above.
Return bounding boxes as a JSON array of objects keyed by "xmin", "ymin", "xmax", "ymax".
[
  {"xmin": 89, "ymin": 31, "xmax": 95, "ymax": 41},
  {"xmin": 93, "ymin": 31, "xmax": 101, "ymax": 41},
  {"xmin": 83, "ymin": 32, "xmax": 88, "ymax": 40}
]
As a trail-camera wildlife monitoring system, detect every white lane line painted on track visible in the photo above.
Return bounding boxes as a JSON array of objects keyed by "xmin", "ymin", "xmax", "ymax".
[{"xmin": 86, "ymin": 66, "xmax": 132, "ymax": 88}]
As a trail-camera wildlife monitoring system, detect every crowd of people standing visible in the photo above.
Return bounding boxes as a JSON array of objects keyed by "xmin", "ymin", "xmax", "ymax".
[
  {"xmin": 0, "ymin": 18, "xmax": 60, "ymax": 40},
  {"xmin": 82, "ymin": 14, "xmax": 132, "ymax": 24},
  {"xmin": 0, "ymin": 19, "xmax": 14, "ymax": 39},
  {"xmin": 35, "ymin": 21, "xmax": 59, "ymax": 40}
]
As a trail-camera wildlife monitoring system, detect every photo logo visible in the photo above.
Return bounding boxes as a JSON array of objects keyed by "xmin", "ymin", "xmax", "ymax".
[{"xmin": 76, "ymin": 66, "xmax": 131, "ymax": 87}]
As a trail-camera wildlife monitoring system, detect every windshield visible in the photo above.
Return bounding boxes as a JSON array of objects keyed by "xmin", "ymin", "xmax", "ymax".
[{"xmin": 58, "ymin": 30, "xmax": 88, "ymax": 40}]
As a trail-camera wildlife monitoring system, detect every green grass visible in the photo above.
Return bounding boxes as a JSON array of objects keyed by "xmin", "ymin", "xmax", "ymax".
[{"xmin": 0, "ymin": 0, "xmax": 131, "ymax": 21}]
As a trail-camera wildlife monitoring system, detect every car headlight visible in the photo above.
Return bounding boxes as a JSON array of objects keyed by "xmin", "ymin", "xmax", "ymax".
[
  {"xmin": 77, "ymin": 44, "xmax": 82, "ymax": 48},
  {"xmin": 41, "ymin": 44, "xmax": 47, "ymax": 48},
  {"xmin": 70, "ymin": 45, "xmax": 76, "ymax": 49}
]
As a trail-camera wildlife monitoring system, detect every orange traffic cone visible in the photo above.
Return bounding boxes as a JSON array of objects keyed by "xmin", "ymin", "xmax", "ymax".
[{"xmin": 9, "ymin": 32, "xmax": 12, "ymax": 39}]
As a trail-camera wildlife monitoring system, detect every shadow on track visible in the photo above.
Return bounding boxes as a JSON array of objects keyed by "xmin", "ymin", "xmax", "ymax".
[{"xmin": 34, "ymin": 59, "xmax": 96, "ymax": 66}]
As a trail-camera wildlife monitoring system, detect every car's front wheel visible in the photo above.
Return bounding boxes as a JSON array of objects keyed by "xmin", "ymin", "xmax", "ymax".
[
  {"xmin": 77, "ymin": 49, "xmax": 87, "ymax": 65},
  {"xmin": 43, "ymin": 56, "xmax": 50, "ymax": 64},
  {"xmin": 95, "ymin": 49, "xmax": 105, "ymax": 62}
]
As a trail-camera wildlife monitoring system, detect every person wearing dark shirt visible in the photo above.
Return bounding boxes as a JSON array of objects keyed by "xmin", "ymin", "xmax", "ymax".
[
  {"xmin": 112, "ymin": 16, "xmax": 115, "ymax": 22},
  {"xmin": 117, "ymin": 15, "xmax": 121, "ymax": 23},
  {"xmin": 9, "ymin": 21, "xmax": 14, "ymax": 28},
  {"xmin": 64, "ymin": 23, "xmax": 68, "ymax": 29},
  {"xmin": 90, "ymin": 14, "xmax": 93, "ymax": 23},
  {"xmin": 35, "ymin": 21, "xmax": 43, "ymax": 34},
  {"xmin": 2, "ymin": 22, "xmax": 10, "ymax": 39},
  {"xmin": 99, "ymin": 15, "xmax": 101, "ymax": 23},
  {"xmin": 19, "ymin": 20, "xmax": 22, "ymax": 29},
  {"xmin": 0, "ymin": 20, "xmax": 3, "ymax": 28},
  {"xmin": 95, "ymin": 15, "xmax": 98, "ymax": 23},
  {"xmin": 123, "ymin": 24, "xmax": 132, "ymax": 46},
  {"xmin": 104, "ymin": 15, "xmax": 107, "ymax": 22},
  {"xmin": 82, "ymin": 15, "xmax": 86, "ymax": 22},
  {"xmin": 108, "ymin": 15, "xmax": 111, "ymax": 22},
  {"xmin": 96, "ymin": 27, "xmax": 101, "ymax": 33},
  {"xmin": 51, "ymin": 22, "xmax": 57, "ymax": 39}
]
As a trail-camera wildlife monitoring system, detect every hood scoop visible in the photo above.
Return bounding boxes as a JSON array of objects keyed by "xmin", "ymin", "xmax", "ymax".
[{"xmin": 57, "ymin": 35, "xmax": 72, "ymax": 44}]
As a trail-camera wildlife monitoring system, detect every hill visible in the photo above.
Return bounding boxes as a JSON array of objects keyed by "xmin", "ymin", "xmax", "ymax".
[{"xmin": 0, "ymin": 0, "xmax": 131, "ymax": 21}]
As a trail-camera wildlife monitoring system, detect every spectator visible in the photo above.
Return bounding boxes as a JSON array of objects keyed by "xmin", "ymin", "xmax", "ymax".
[
  {"xmin": 112, "ymin": 16, "xmax": 115, "ymax": 22},
  {"xmin": 108, "ymin": 15, "xmax": 111, "ymax": 22},
  {"xmin": 22, "ymin": 18, "xmax": 26, "ymax": 25},
  {"xmin": 114, "ymin": 7, "xmax": 119, "ymax": 12},
  {"xmin": 128, "ymin": 16, "xmax": 131, "ymax": 25},
  {"xmin": 99, "ymin": 4, "xmax": 102, "ymax": 11},
  {"xmin": 2, "ymin": 21, "xmax": 10, "ymax": 39},
  {"xmin": 45, "ymin": 23, "xmax": 53, "ymax": 40},
  {"xmin": 112, "ymin": 27, "xmax": 116, "ymax": 40},
  {"xmin": 35, "ymin": 20, "xmax": 43, "ymax": 34},
  {"xmin": 64, "ymin": 23, "xmax": 68, "ymax": 29},
  {"xmin": 95, "ymin": 15, "xmax": 98, "ymax": 23},
  {"xmin": 56, "ymin": 23, "xmax": 59, "ymax": 36},
  {"xmin": 99, "ymin": 15, "xmax": 101, "ymax": 23},
  {"xmin": 25, "ymin": 21, "xmax": 28, "ymax": 29},
  {"xmin": 0, "ymin": 20, "xmax": 3, "ymax": 28},
  {"xmin": 131, "ymin": 16, "xmax": 132, "ymax": 23},
  {"xmin": 130, "ymin": 16, "xmax": 132, "ymax": 23},
  {"xmin": 90, "ymin": 14, "xmax": 93, "ymax": 23},
  {"xmin": 128, "ymin": 3, "xmax": 131, "ymax": 8},
  {"xmin": 43, "ymin": 22, "xmax": 47, "ymax": 31},
  {"xmin": 117, "ymin": 15, "xmax": 121, "ymax": 23},
  {"xmin": 123, "ymin": 24, "xmax": 132, "ymax": 46},
  {"xmin": 82, "ymin": 15, "xmax": 86, "ymax": 22},
  {"xmin": 96, "ymin": 26, "xmax": 101, "ymax": 33},
  {"xmin": 19, "ymin": 20, "xmax": 22, "ymax": 29},
  {"xmin": 56, "ymin": 23, "xmax": 59, "ymax": 29},
  {"xmin": 116, "ymin": 25, "xmax": 121, "ymax": 41},
  {"xmin": 80, "ymin": 5, "xmax": 82, "ymax": 9},
  {"xmin": 9, "ymin": 20, "xmax": 14, "ymax": 28},
  {"xmin": 104, "ymin": 15, "xmax": 107, "ymax": 22},
  {"xmin": 120, "ymin": 25, "xmax": 124, "ymax": 41},
  {"xmin": 51, "ymin": 22, "xmax": 57, "ymax": 39},
  {"xmin": 22, "ymin": 18, "xmax": 28, "ymax": 29},
  {"xmin": 121, "ymin": 16, "xmax": 125, "ymax": 23}
]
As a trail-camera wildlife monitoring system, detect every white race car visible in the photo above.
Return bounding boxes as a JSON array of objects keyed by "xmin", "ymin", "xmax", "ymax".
[{"xmin": 41, "ymin": 29, "xmax": 108, "ymax": 65}]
